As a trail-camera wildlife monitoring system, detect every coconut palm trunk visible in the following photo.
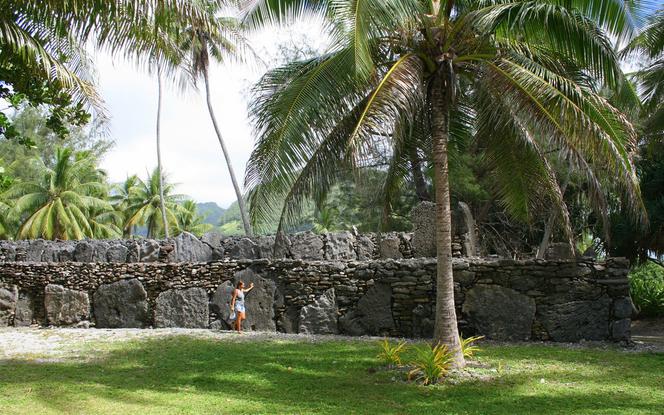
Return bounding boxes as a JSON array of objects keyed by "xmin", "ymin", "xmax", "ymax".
[
  {"xmin": 431, "ymin": 67, "xmax": 464, "ymax": 368},
  {"xmin": 202, "ymin": 68, "xmax": 253, "ymax": 236},
  {"xmin": 156, "ymin": 64, "xmax": 170, "ymax": 238}
]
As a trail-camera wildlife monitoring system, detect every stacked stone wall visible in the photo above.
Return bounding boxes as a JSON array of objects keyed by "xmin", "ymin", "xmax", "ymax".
[{"xmin": 0, "ymin": 257, "xmax": 631, "ymax": 342}]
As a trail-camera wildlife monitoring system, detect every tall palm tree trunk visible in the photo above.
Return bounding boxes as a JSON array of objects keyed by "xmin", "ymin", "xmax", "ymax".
[
  {"xmin": 156, "ymin": 64, "xmax": 170, "ymax": 238},
  {"xmin": 431, "ymin": 68, "xmax": 464, "ymax": 368},
  {"xmin": 203, "ymin": 68, "xmax": 253, "ymax": 236}
]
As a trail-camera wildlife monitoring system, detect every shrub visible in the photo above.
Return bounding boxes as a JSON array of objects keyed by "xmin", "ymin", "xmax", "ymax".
[
  {"xmin": 459, "ymin": 335, "xmax": 484, "ymax": 359},
  {"xmin": 377, "ymin": 339, "xmax": 407, "ymax": 367},
  {"xmin": 407, "ymin": 343, "xmax": 454, "ymax": 385},
  {"xmin": 629, "ymin": 262, "xmax": 664, "ymax": 317}
]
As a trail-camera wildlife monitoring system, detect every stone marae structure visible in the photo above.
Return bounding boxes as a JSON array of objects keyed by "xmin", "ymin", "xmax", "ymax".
[{"xmin": 0, "ymin": 229, "xmax": 632, "ymax": 342}]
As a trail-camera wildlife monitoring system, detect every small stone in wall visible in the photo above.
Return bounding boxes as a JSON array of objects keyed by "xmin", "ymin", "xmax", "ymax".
[
  {"xmin": 299, "ymin": 288, "xmax": 338, "ymax": 335},
  {"xmin": 94, "ymin": 279, "xmax": 150, "ymax": 328},
  {"xmin": 45, "ymin": 284, "xmax": 90, "ymax": 326},
  {"xmin": 0, "ymin": 285, "xmax": 18, "ymax": 326},
  {"xmin": 155, "ymin": 287, "xmax": 209, "ymax": 328}
]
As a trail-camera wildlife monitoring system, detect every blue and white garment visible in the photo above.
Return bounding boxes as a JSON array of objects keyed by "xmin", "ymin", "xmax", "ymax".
[{"xmin": 234, "ymin": 289, "xmax": 245, "ymax": 313}]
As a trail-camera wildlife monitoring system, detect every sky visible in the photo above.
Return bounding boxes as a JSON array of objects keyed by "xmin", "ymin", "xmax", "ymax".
[{"xmin": 96, "ymin": 19, "xmax": 328, "ymax": 209}]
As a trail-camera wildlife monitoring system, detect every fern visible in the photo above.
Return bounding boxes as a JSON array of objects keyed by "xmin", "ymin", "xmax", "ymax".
[
  {"xmin": 460, "ymin": 335, "xmax": 484, "ymax": 359},
  {"xmin": 377, "ymin": 339, "xmax": 407, "ymax": 367},
  {"xmin": 407, "ymin": 343, "xmax": 454, "ymax": 385}
]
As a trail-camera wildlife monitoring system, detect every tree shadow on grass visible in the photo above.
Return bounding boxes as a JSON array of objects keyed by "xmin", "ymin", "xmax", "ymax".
[{"xmin": 1, "ymin": 337, "xmax": 663, "ymax": 414}]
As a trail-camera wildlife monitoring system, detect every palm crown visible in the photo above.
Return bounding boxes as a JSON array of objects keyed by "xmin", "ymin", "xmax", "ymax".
[{"xmin": 246, "ymin": 0, "xmax": 647, "ymax": 365}]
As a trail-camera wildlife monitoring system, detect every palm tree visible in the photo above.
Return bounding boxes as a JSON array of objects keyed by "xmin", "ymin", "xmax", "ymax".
[
  {"xmin": 6, "ymin": 147, "xmax": 115, "ymax": 240},
  {"xmin": 125, "ymin": 168, "xmax": 183, "ymax": 239},
  {"xmin": 176, "ymin": 200, "xmax": 213, "ymax": 237},
  {"xmin": 181, "ymin": 5, "xmax": 254, "ymax": 236},
  {"xmin": 245, "ymin": 0, "xmax": 645, "ymax": 366},
  {"xmin": 0, "ymin": 0, "xmax": 222, "ymax": 115},
  {"xmin": 111, "ymin": 175, "xmax": 142, "ymax": 238}
]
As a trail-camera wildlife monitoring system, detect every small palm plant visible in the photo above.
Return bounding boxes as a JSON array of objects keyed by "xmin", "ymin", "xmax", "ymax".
[
  {"xmin": 459, "ymin": 335, "xmax": 484, "ymax": 359},
  {"xmin": 377, "ymin": 339, "xmax": 407, "ymax": 368},
  {"xmin": 407, "ymin": 343, "xmax": 454, "ymax": 386}
]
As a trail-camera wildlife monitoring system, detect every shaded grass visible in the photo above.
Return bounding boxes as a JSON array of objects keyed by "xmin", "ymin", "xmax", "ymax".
[{"xmin": 0, "ymin": 336, "xmax": 663, "ymax": 414}]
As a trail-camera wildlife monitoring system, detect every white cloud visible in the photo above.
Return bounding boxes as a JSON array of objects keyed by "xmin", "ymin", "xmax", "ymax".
[{"xmin": 97, "ymin": 18, "xmax": 329, "ymax": 208}]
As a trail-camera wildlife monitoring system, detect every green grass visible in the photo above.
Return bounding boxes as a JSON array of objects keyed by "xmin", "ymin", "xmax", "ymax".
[{"xmin": 0, "ymin": 336, "xmax": 663, "ymax": 414}]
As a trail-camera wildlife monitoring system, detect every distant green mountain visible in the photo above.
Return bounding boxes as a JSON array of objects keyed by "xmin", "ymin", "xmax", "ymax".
[{"xmin": 196, "ymin": 202, "xmax": 226, "ymax": 226}]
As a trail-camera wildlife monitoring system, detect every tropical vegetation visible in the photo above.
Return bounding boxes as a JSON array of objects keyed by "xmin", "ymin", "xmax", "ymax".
[{"xmin": 245, "ymin": 0, "xmax": 648, "ymax": 365}]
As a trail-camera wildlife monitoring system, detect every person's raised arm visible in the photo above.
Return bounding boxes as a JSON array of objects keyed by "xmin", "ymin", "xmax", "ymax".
[{"xmin": 243, "ymin": 282, "xmax": 255, "ymax": 293}]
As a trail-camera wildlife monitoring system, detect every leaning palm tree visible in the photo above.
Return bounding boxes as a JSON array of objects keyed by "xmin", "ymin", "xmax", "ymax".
[
  {"xmin": 111, "ymin": 174, "xmax": 142, "ymax": 237},
  {"xmin": 180, "ymin": 4, "xmax": 254, "ymax": 236},
  {"xmin": 246, "ymin": 0, "xmax": 645, "ymax": 366},
  {"xmin": 125, "ymin": 168, "xmax": 183, "ymax": 239},
  {"xmin": 6, "ymin": 147, "xmax": 115, "ymax": 240}
]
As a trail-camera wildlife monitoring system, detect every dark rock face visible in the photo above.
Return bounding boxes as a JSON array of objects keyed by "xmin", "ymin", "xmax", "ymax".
[
  {"xmin": 73, "ymin": 241, "xmax": 95, "ymax": 262},
  {"xmin": 14, "ymin": 293, "xmax": 33, "ymax": 326},
  {"xmin": 225, "ymin": 238, "xmax": 258, "ymax": 260},
  {"xmin": 0, "ymin": 241, "xmax": 16, "ymax": 261},
  {"xmin": 25, "ymin": 239, "xmax": 46, "ymax": 262},
  {"xmin": 411, "ymin": 201, "xmax": 437, "ymax": 258},
  {"xmin": 139, "ymin": 240, "xmax": 160, "ymax": 262},
  {"xmin": 255, "ymin": 236, "xmax": 276, "ymax": 259},
  {"xmin": 537, "ymin": 297, "xmax": 611, "ymax": 341},
  {"xmin": 411, "ymin": 304, "xmax": 434, "ymax": 338},
  {"xmin": 93, "ymin": 241, "xmax": 110, "ymax": 262},
  {"xmin": 611, "ymin": 318, "xmax": 630, "ymax": 340},
  {"xmin": 93, "ymin": 279, "xmax": 149, "ymax": 328},
  {"xmin": 155, "ymin": 288, "xmax": 209, "ymax": 328},
  {"xmin": 545, "ymin": 242, "xmax": 575, "ymax": 260},
  {"xmin": 233, "ymin": 269, "xmax": 276, "ymax": 331},
  {"xmin": 462, "ymin": 285, "xmax": 536, "ymax": 340},
  {"xmin": 44, "ymin": 284, "xmax": 90, "ymax": 326},
  {"xmin": 290, "ymin": 232, "xmax": 324, "ymax": 260},
  {"xmin": 210, "ymin": 280, "xmax": 235, "ymax": 328},
  {"xmin": 612, "ymin": 297, "xmax": 633, "ymax": 319},
  {"xmin": 0, "ymin": 285, "xmax": 17, "ymax": 326},
  {"xmin": 355, "ymin": 235, "xmax": 375, "ymax": 260},
  {"xmin": 175, "ymin": 231, "xmax": 214, "ymax": 262},
  {"xmin": 379, "ymin": 236, "xmax": 402, "ymax": 259},
  {"xmin": 324, "ymin": 232, "xmax": 357, "ymax": 260},
  {"xmin": 299, "ymin": 288, "xmax": 338, "ymax": 334},
  {"xmin": 340, "ymin": 283, "xmax": 394, "ymax": 336},
  {"xmin": 106, "ymin": 243, "xmax": 128, "ymax": 263},
  {"xmin": 201, "ymin": 232, "xmax": 226, "ymax": 260}
]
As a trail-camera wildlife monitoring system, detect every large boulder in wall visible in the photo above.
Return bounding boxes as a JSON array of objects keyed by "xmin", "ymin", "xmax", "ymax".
[
  {"xmin": 537, "ymin": 296, "xmax": 611, "ymax": 341},
  {"xmin": 94, "ymin": 278, "xmax": 150, "ymax": 328},
  {"xmin": 44, "ymin": 284, "xmax": 90, "ymax": 326},
  {"xmin": 175, "ymin": 231, "xmax": 213, "ymax": 262},
  {"xmin": 299, "ymin": 288, "xmax": 338, "ymax": 335},
  {"xmin": 411, "ymin": 201, "xmax": 437, "ymax": 257},
  {"xmin": 462, "ymin": 285, "xmax": 536, "ymax": 341},
  {"xmin": 233, "ymin": 269, "xmax": 276, "ymax": 331},
  {"xmin": 155, "ymin": 287, "xmax": 209, "ymax": 328},
  {"xmin": 324, "ymin": 232, "xmax": 357, "ymax": 260},
  {"xmin": 290, "ymin": 232, "xmax": 324, "ymax": 260},
  {"xmin": 14, "ymin": 293, "xmax": 33, "ymax": 326},
  {"xmin": 210, "ymin": 280, "xmax": 235, "ymax": 329},
  {"xmin": 339, "ymin": 283, "xmax": 395, "ymax": 336},
  {"xmin": 0, "ymin": 285, "xmax": 18, "ymax": 326}
]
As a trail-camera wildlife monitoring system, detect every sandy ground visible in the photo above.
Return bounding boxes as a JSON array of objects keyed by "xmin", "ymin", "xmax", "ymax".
[{"xmin": 0, "ymin": 324, "xmax": 661, "ymax": 363}]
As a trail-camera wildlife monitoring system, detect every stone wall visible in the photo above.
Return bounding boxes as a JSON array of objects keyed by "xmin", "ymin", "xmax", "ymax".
[
  {"xmin": 0, "ymin": 231, "xmax": 466, "ymax": 264},
  {"xmin": 0, "ymin": 257, "xmax": 631, "ymax": 342}
]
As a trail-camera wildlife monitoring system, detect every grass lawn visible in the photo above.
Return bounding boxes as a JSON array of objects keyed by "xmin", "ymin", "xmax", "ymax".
[{"xmin": 0, "ymin": 334, "xmax": 662, "ymax": 414}]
